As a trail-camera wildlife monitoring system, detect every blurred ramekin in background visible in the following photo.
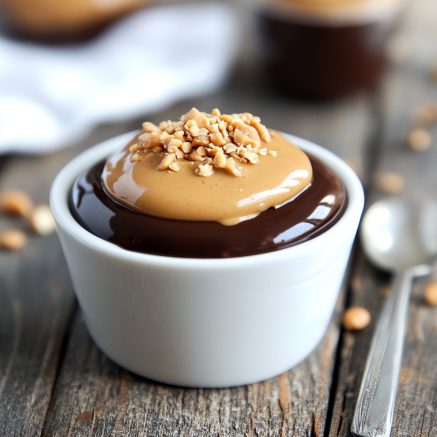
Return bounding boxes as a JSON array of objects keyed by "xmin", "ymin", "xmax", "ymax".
[
  {"xmin": 252, "ymin": 0, "xmax": 406, "ymax": 99},
  {"xmin": 3, "ymin": 0, "xmax": 148, "ymax": 42}
]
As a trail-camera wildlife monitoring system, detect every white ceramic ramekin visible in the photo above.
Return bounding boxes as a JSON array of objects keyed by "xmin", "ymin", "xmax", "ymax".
[{"xmin": 51, "ymin": 132, "xmax": 364, "ymax": 388}]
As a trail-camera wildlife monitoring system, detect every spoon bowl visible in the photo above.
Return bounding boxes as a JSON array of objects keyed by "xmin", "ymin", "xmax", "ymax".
[
  {"xmin": 360, "ymin": 197, "xmax": 437, "ymax": 272},
  {"xmin": 352, "ymin": 196, "xmax": 437, "ymax": 437}
]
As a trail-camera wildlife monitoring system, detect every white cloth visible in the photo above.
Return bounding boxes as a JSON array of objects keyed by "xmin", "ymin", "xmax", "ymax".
[{"xmin": 0, "ymin": 2, "xmax": 238, "ymax": 154}]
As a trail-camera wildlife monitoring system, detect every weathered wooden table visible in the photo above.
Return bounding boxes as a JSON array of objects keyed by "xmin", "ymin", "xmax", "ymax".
[{"xmin": 1, "ymin": 0, "xmax": 437, "ymax": 435}]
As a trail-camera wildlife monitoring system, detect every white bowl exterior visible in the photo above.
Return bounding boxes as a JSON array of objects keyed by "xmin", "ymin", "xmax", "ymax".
[{"xmin": 51, "ymin": 132, "xmax": 364, "ymax": 387}]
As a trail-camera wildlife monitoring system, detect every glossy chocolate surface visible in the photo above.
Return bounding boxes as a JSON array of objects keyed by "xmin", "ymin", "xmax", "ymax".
[{"xmin": 70, "ymin": 154, "xmax": 347, "ymax": 258}]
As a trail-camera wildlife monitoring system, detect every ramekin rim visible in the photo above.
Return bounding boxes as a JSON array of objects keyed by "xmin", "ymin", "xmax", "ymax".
[{"xmin": 50, "ymin": 131, "xmax": 364, "ymax": 269}]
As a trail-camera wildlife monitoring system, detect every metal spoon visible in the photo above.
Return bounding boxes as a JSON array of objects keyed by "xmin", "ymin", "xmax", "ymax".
[{"xmin": 352, "ymin": 197, "xmax": 437, "ymax": 437}]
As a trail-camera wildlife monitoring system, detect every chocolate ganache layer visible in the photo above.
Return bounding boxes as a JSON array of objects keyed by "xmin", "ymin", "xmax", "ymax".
[{"xmin": 70, "ymin": 153, "xmax": 347, "ymax": 258}]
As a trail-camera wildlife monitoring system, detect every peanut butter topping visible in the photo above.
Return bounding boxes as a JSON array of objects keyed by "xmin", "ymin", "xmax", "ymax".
[{"xmin": 103, "ymin": 110, "xmax": 312, "ymax": 226}]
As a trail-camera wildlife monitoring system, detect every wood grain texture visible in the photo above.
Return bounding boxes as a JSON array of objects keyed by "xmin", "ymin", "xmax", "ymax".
[
  {"xmin": 329, "ymin": 0, "xmax": 437, "ymax": 435},
  {"xmin": 0, "ymin": 123, "xmax": 139, "ymax": 437},
  {"xmin": 42, "ymin": 310, "xmax": 337, "ymax": 437},
  {"xmin": 39, "ymin": 73, "xmax": 373, "ymax": 436}
]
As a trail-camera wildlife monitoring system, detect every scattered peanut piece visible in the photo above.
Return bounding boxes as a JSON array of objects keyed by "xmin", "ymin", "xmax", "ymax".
[
  {"xmin": 376, "ymin": 172, "xmax": 405, "ymax": 195},
  {"xmin": 413, "ymin": 101, "xmax": 437, "ymax": 125},
  {"xmin": 0, "ymin": 229, "xmax": 27, "ymax": 250},
  {"xmin": 29, "ymin": 205, "xmax": 55, "ymax": 235},
  {"xmin": 424, "ymin": 282, "xmax": 437, "ymax": 306},
  {"xmin": 342, "ymin": 306, "xmax": 371, "ymax": 331},
  {"xmin": 407, "ymin": 128, "xmax": 432, "ymax": 152},
  {"xmin": 0, "ymin": 190, "xmax": 33, "ymax": 217}
]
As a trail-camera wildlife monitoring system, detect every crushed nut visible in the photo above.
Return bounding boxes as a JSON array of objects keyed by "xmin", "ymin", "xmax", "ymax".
[
  {"xmin": 197, "ymin": 146, "xmax": 207, "ymax": 156},
  {"xmin": 175, "ymin": 149, "xmax": 184, "ymax": 159},
  {"xmin": 182, "ymin": 142, "xmax": 192, "ymax": 153},
  {"xmin": 407, "ymin": 128, "xmax": 432, "ymax": 151},
  {"xmin": 142, "ymin": 122, "xmax": 160, "ymax": 133},
  {"xmin": 342, "ymin": 306, "xmax": 371, "ymax": 331},
  {"xmin": 169, "ymin": 162, "xmax": 180, "ymax": 172},
  {"xmin": 131, "ymin": 108, "xmax": 272, "ymax": 177},
  {"xmin": 157, "ymin": 153, "xmax": 176, "ymax": 171},
  {"xmin": 213, "ymin": 152, "xmax": 227, "ymax": 168},
  {"xmin": 424, "ymin": 282, "xmax": 437, "ymax": 306},
  {"xmin": 196, "ymin": 163, "xmax": 214, "ymax": 177},
  {"xmin": 250, "ymin": 118, "xmax": 271, "ymax": 142},
  {"xmin": 131, "ymin": 154, "xmax": 142, "ymax": 162},
  {"xmin": 413, "ymin": 101, "xmax": 437, "ymax": 125},
  {"xmin": 376, "ymin": 172, "xmax": 405, "ymax": 195},
  {"xmin": 0, "ymin": 229, "xmax": 27, "ymax": 250},
  {"xmin": 224, "ymin": 143, "xmax": 237, "ymax": 153},
  {"xmin": 188, "ymin": 150, "xmax": 204, "ymax": 162},
  {"xmin": 241, "ymin": 150, "xmax": 259, "ymax": 164},
  {"xmin": 0, "ymin": 190, "xmax": 33, "ymax": 217},
  {"xmin": 268, "ymin": 150, "xmax": 277, "ymax": 157},
  {"xmin": 192, "ymin": 136, "xmax": 209, "ymax": 147},
  {"xmin": 129, "ymin": 144, "xmax": 140, "ymax": 153},
  {"xmin": 224, "ymin": 158, "xmax": 241, "ymax": 177},
  {"xmin": 29, "ymin": 205, "xmax": 55, "ymax": 235}
]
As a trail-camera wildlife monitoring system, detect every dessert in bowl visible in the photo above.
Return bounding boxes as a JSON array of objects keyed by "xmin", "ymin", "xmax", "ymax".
[
  {"xmin": 3, "ymin": 0, "xmax": 147, "ymax": 42},
  {"xmin": 51, "ymin": 109, "xmax": 364, "ymax": 387},
  {"xmin": 254, "ymin": 0, "xmax": 405, "ymax": 98}
]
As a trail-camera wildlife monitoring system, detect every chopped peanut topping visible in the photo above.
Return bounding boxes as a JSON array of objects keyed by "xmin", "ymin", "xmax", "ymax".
[
  {"xmin": 169, "ymin": 162, "xmax": 180, "ymax": 172},
  {"xmin": 157, "ymin": 153, "xmax": 176, "ymax": 171},
  {"xmin": 196, "ymin": 163, "xmax": 214, "ymax": 177},
  {"xmin": 142, "ymin": 122, "xmax": 160, "ymax": 133},
  {"xmin": 130, "ymin": 108, "xmax": 273, "ymax": 177},
  {"xmin": 213, "ymin": 152, "xmax": 227, "ymax": 168}
]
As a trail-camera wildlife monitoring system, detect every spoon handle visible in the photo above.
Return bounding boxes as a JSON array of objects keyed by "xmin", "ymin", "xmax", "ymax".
[{"xmin": 351, "ymin": 269, "xmax": 413, "ymax": 437}]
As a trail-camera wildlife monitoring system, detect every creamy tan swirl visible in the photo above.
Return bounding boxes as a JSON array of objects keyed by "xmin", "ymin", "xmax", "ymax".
[{"xmin": 103, "ymin": 131, "xmax": 312, "ymax": 226}]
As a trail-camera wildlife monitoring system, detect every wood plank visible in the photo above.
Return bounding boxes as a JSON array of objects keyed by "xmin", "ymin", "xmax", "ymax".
[
  {"xmin": 0, "ymin": 122, "xmax": 139, "ymax": 436},
  {"xmin": 41, "ymin": 77, "xmax": 373, "ymax": 436},
  {"xmin": 329, "ymin": 0, "xmax": 437, "ymax": 435},
  {"xmin": 42, "ymin": 310, "xmax": 338, "ymax": 437}
]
